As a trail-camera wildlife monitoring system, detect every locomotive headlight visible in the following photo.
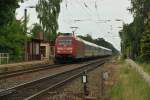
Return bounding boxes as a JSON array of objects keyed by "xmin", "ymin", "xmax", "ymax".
[{"xmin": 66, "ymin": 47, "xmax": 72, "ymax": 50}]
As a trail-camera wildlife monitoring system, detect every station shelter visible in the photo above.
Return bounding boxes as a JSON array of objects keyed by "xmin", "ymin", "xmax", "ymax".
[
  {"xmin": 40, "ymin": 42, "xmax": 50, "ymax": 60},
  {"xmin": 26, "ymin": 32, "xmax": 55, "ymax": 61},
  {"xmin": 27, "ymin": 39, "xmax": 41, "ymax": 61},
  {"xmin": 40, "ymin": 41, "xmax": 55, "ymax": 61}
]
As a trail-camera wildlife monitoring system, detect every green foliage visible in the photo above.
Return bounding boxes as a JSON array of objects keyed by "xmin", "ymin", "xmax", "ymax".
[
  {"xmin": 119, "ymin": 23, "xmax": 140, "ymax": 59},
  {"xmin": 0, "ymin": 0, "xmax": 20, "ymax": 27},
  {"xmin": 130, "ymin": 0, "xmax": 150, "ymax": 19},
  {"xmin": 78, "ymin": 34, "xmax": 119, "ymax": 54},
  {"xmin": 36, "ymin": 0, "xmax": 62, "ymax": 41},
  {"xmin": 110, "ymin": 81, "xmax": 124, "ymax": 100},
  {"xmin": 140, "ymin": 63, "xmax": 150, "ymax": 75},
  {"xmin": 0, "ymin": 0, "xmax": 26, "ymax": 62},
  {"xmin": 78, "ymin": 34, "xmax": 93, "ymax": 42},
  {"xmin": 31, "ymin": 23, "xmax": 43, "ymax": 38},
  {"xmin": 120, "ymin": 0, "xmax": 150, "ymax": 61},
  {"xmin": 0, "ymin": 19, "xmax": 25, "ymax": 61},
  {"xmin": 141, "ymin": 33, "xmax": 150, "ymax": 61},
  {"xmin": 140, "ymin": 9, "xmax": 150, "ymax": 61}
]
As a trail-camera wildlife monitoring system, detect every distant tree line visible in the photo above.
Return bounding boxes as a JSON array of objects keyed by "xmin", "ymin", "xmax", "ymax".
[
  {"xmin": 78, "ymin": 34, "xmax": 119, "ymax": 55},
  {"xmin": 120, "ymin": 0, "xmax": 150, "ymax": 61}
]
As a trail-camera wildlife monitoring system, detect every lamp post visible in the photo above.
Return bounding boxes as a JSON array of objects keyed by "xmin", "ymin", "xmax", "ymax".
[
  {"xmin": 24, "ymin": 6, "xmax": 36, "ymax": 34},
  {"xmin": 24, "ymin": 6, "xmax": 36, "ymax": 61}
]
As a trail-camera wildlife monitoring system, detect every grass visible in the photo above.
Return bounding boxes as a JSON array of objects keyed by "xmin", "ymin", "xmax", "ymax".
[
  {"xmin": 140, "ymin": 63, "xmax": 150, "ymax": 75},
  {"xmin": 110, "ymin": 63, "xmax": 150, "ymax": 100}
]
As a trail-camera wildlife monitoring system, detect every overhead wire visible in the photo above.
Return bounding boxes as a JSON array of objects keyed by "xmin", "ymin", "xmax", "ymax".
[
  {"xmin": 82, "ymin": 0, "xmax": 97, "ymax": 16},
  {"xmin": 64, "ymin": 0, "xmax": 89, "ymax": 23},
  {"xmin": 61, "ymin": 0, "xmax": 78, "ymax": 25},
  {"xmin": 75, "ymin": 0, "xmax": 94, "ymax": 20},
  {"xmin": 59, "ymin": 0, "xmax": 71, "ymax": 25},
  {"xmin": 78, "ymin": 1, "xmax": 106, "ymax": 25},
  {"xmin": 65, "ymin": 0, "xmax": 94, "ymax": 34},
  {"xmin": 61, "ymin": 0, "xmax": 108, "ymax": 34},
  {"xmin": 65, "ymin": 0, "xmax": 106, "ymax": 23},
  {"xmin": 62, "ymin": 0, "xmax": 91, "ymax": 33},
  {"xmin": 59, "ymin": 0, "xmax": 77, "ymax": 32},
  {"xmin": 79, "ymin": 0, "xmax": 104, "ymax": 33},
  {"xmin": 93, "ymin": 0, "xmax": 113, "ymax": 36},
  {"xmin": 75, "ymin": 0, "xmax": 100, "ymax": 34}
]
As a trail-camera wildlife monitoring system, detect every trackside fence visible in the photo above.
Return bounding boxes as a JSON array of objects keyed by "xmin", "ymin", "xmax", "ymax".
[{"xmin": 0, "ymin": 53, "xmax": 9, "ymax": 64}]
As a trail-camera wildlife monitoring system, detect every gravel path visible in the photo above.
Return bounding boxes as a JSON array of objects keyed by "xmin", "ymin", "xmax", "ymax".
[{"xmin": 126, "ymin": 59, "xmax": 150, "ymax": 86}]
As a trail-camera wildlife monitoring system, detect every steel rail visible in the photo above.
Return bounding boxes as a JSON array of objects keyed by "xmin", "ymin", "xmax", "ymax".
[
  {"xmin": 0, "ymin": 64, "xmax": 64, "ymax": 79},
  {"xmin": 0, "ymin": 58, "xmax": 107, "ymax": 100},
  {"xmin": 0, "ymin": 59, "xmax": 94, "ymax": 79},
  {"xmin": 25, "ymin": 61, "xmax": 105, "ymax": 100}
]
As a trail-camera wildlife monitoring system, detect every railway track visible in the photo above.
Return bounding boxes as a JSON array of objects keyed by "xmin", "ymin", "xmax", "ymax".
[
  {"xmin": 0, "ymin": 58, "xmax": 108, "ymax": 100},
  {"xmin": 0, "ymin": 63, "xmax": 65, "ymax": 79}
]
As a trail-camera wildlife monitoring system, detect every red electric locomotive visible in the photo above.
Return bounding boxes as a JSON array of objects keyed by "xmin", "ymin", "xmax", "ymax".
[{"xmin": 54, "ymin": 33, "xmax": 112, "ymax": 63}]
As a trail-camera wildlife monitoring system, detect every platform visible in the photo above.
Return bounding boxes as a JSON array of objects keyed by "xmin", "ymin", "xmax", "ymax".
[{"xmin": 0, "ymin": 60, "xmax": 53, "ymax": 73}]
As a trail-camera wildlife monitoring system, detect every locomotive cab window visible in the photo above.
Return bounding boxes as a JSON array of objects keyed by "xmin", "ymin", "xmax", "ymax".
[{"xmin": 58, "ymin": 39, "xmax": 72, "ymax": 45}]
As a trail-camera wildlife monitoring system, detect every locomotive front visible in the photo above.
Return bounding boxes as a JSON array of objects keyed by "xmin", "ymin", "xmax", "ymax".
[{"xmin": 55, "ymin": 35, "xmax": 75, "ymax": 62}]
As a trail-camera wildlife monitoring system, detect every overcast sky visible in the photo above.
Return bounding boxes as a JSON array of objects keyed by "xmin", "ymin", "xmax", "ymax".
[{"xmin": 16, "ymin": 0, "xmax": 133, "ymax": 51}]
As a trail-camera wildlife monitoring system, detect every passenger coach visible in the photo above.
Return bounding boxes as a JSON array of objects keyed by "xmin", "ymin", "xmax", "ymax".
[{"xmin": 54, "ymin": 33, "xmax": 112, "ymax": 62}]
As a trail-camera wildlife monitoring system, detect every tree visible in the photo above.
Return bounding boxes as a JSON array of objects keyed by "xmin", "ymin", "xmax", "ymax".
[
  {"xmin": 0, "ymin": 0, "xmax": 26, "ymax": 62},
  {"xmin": 36, "ymin": 0, "xmax": 62, "ymax": 41},
  {"xmin": 0, "ymin": 19, "xmax": 25, "ymax": 61},
  {"xmin": 141, "ymin": 33, "xmax": 150, "ymax": 61},
  {"xmin": 0, "ymin": 0, "xmax": 20, "ymax": 27},
  {"xmin": 119, "ymin": 0, "xmax": 150, "ymax": 61},
  {"xmin": 130, "ymin": 0, "xmax": 150, "ymax": 19},
  {"xmin": 119, "ymin": 23, "xmax": 139, "ymax": 59},
  {"xmin": 31, "ymin": 23, "xmax": 43, "ymax": 38},
  {"xmin": 78, "ymin": 34, "xmax": 93, "ymax": 42},
  {"xmin": 140, "ymin": 11, "xmax": 150, "ymax": 61}
]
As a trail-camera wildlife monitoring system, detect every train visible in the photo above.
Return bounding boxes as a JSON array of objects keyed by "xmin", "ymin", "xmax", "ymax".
[{"xmin": 54, "ymin": 33, "xmax": 112, "ymax": 63}]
